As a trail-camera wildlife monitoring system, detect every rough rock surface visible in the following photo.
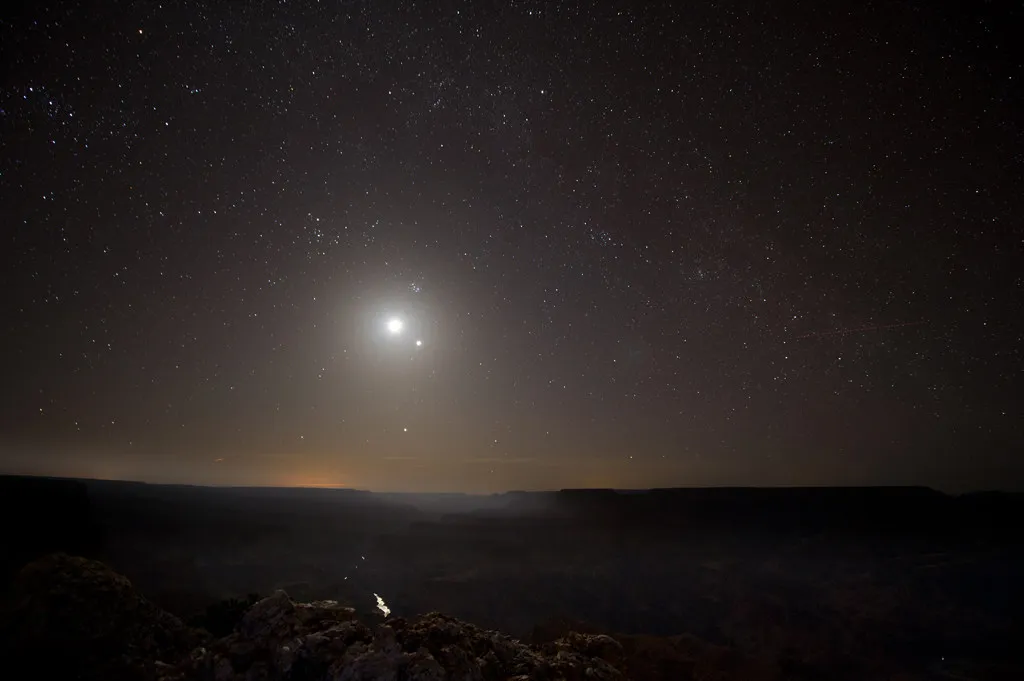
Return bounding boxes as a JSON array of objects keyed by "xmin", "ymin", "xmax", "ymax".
[
  {"xmin": 0, "ymin": 553, "xmax": 206, "ymax": 680},
  {"xmin": 0, "ymin": 555, "xmax": 630, "ymax": 681},
  {"xmin": 167, "ymin": 592, "xmax": 625, "ymax": 681}
]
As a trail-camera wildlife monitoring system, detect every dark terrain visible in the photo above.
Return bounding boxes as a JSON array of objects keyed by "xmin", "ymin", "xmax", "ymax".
[{"xmin": 2, "ymin": 475, "xmax": 1022, "ymax": 680}]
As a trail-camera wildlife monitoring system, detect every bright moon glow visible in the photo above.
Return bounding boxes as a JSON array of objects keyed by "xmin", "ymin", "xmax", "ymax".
[{"xmin": 386, "ymin": 318, "xmax": 404, "ymax": 334}]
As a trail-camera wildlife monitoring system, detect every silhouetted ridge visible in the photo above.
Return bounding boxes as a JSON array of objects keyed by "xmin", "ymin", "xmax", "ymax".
[
  {"xmin": 0, "ymin": 554, "xmax": 204, "ymax": 680},
  {"xmin": 4, "ymin": 554, "xmax": 714, "ymax": 680}
]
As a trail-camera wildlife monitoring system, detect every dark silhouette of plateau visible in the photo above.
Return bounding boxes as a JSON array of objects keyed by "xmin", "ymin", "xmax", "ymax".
[{"xmin": 2, "ymin": 474, "xmax": 1022, "ymax": 680}]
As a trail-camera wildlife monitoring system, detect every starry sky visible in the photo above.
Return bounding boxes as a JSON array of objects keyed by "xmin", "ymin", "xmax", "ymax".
[{"xmin": 1, "ymin": 1, "xmax": 1021, "ymax": 493}]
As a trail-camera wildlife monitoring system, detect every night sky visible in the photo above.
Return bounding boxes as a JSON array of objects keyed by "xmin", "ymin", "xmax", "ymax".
[{"xmin": 2, "ymin": 1, "xmax": 1021, "ymax": 492}]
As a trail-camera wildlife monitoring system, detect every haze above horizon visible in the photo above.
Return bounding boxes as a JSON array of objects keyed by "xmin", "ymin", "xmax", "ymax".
[{"xmin": 2, "ymin": 1, "xmax": 1021, "ymax": 492}]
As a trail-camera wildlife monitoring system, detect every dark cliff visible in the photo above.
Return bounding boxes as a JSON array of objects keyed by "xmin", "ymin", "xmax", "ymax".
[{"xmin": 2, "ymin": 554, "xmax": 748, "ymax": 681}]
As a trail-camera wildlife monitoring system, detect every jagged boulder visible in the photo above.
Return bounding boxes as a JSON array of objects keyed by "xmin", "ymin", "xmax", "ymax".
[
  {"xmin": 0, "ymin": 553, "xmax": 206, "ymax": 680},
  {"xmin": 173, "ymin": 595, "xmax": 624, "ymax": 681},
  {"xmin": 0, "ymin": 555, "xmax": 634, "ymax": 681}
]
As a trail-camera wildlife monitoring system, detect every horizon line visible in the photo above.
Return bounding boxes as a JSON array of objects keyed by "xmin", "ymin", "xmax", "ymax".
[{"xmin": 2, "ymin": 472, "xmax": 1018, "ymax": 496}]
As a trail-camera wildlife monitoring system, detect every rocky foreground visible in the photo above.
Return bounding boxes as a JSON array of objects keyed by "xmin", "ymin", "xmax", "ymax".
[{"xmin": 0, "ymin": 554, "xmax": 759, "ymax": 681}]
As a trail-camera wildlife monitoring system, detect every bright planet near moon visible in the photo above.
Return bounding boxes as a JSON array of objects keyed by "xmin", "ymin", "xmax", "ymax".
[{"xmin": 1, "ymin": 0, "xmax": 1020, "ymax": 501}]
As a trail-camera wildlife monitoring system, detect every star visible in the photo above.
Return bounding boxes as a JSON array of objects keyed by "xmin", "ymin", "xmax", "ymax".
[{"xmin": 1, "ymin": 0, "xmax": 1018, "ymax": 496}]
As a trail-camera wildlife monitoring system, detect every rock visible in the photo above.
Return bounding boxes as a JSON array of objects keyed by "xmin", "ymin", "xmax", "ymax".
[
  {"xmin": 404, "ymin": 648, "xmax": 446, "ymax": 681},
  {"xmin": 560, "ymin": 632, "xmax": 625, "ymax": 667},
  {"xmin": 0, "ymin": 553, "xmax": 206, "ymax": 680},
  {"xmin": 294, "ymin": 600, "xmax": 357, "ymax": 628},
  {"xmin": 240, "ymin": 590, "xmax": 297, "ymax": 641},
  {"xmin": 0, "ymin": 555, "xmax": 637, "ymax": 681},
  {"xmin": 187, "ymin": 594, "xmax": 629, "ymax": 680}
]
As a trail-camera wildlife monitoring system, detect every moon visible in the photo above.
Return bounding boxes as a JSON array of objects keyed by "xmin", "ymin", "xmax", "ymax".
[{"xmin": 386, "ymin": 317, "xmax": 404, "ymax": 334}]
